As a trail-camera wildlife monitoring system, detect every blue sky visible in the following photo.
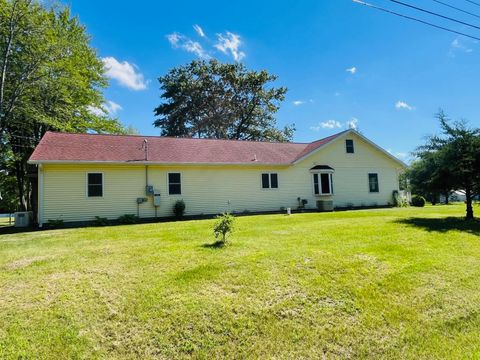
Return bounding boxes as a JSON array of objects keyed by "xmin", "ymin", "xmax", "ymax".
[{"xmin": 67, "ymin": 0, "xmax": 480, "ymax": 162}]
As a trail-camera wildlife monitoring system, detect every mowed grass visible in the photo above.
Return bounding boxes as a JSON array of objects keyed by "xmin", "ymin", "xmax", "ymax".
[{"xmin": 1, "ymin": 205, "xmax": 480, "ymax": 359}]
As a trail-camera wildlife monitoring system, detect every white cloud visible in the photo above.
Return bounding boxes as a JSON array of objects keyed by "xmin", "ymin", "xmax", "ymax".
[
  {"xmin": 310, "ymin": 119, "xmax": 343, "ymax": 131},
  {"xmin": 166, "ymin": 32, "xmax": 182, "ymax": 46},
  {"xmin": 193, "ymin": 24, "xmax": 205, "ymax": 37},
  {"xmin": 102, "ymin": 57, "xmax": 147, "ymax": 91},
  {"xmin": 395, "ymin": 101, "xmax": 414, "ymax": 111},
  {"xmin": 87, "ymin": 100, "xmax": 122, "ymax": 117},
  {"xmin": 87, "ymin": 105, "xmax": 104, "ymax": 116},
  {"xmin": 346, "ymin": 67, "xmax": 357, "ymax": 74},
  {"xmin": 214, "ymin": 32, "xmax": 246, "ymax": 61},
  {"xmin": 166, "ymin": 32, "xmax": 209, "ymax": 58},
  {"xmin": 346, "ymin": 117, "xmax": 359, "ymax": 130},
  {"xmin": 105, "ymin": 100, "xmax": 122, "ymax": 115},
  {"xmin": 449, "ymin": 38, "xmax": 473, "ymax": 57},
  {"xmin": 395, "ymin": 152, "xmax": 408, "ymax": 159},
  {"xmin": 334, "ymin": 92, "xmax": 341, "ymax": 97},
  {"xmin": 293, "ymin": 100, "xmax": 306, "ymax": 106}
]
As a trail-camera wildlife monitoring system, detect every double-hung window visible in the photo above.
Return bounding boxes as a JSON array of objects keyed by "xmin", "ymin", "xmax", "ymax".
[
  {"xmin": 262, "ymin": 173, "xmax": 279, "ymax": 189},
  {"xmin": 87, "ymin": 173, "xmax": 103, "ymax": 197},
  {"xmin": 368, "ymin": 173, "xmax": 379, "ymax": 193},
  {"xmin": 313, "ymin": 173, "xmax": 333, "ymax": 195},
  {"xmin": 168, "ymin": 173, "xmax": 182, "ymax": 195}
]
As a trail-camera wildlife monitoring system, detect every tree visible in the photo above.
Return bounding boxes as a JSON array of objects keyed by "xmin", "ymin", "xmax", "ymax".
[
  {"xmin": 408, "ymin": 151, "xmax": 453, "ymax": 205},
  {"xmin": 154, "ymin": 59, "xmax": 294, "ymax": 142},
  {"xmin": 416, "ymin": 111, "xmax": 480, "ymax": 220},
  {"xmin": 0, "ymin": 0, "xmax": 125, "ymax": 211}
]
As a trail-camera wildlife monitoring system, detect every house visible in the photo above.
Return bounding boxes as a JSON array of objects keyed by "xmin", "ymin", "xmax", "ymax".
[{"xmin": 28, "ymin": 129, "xmax": 406, "ymax": 226}]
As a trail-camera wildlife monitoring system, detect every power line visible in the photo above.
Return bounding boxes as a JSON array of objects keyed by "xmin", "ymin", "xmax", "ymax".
[
  {"xmin": 386, "ymin": 0, "xmax": 480, "ymax": 31},
  {"xmin": 352, "ymin": 0, "xmax": 480, "ymax": 41},
  {"xmin": 465, "ymin": 0, "xmax": 480, "ymax": 8},
  {"xmin": 431, "ymin": 0, "xmax": 480, "ymax": 19}
]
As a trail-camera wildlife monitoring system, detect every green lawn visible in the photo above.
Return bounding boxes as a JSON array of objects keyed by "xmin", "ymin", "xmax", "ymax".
[{"xmin": 1, "ymin": 205, "xmax": 480, "ymax": 359}]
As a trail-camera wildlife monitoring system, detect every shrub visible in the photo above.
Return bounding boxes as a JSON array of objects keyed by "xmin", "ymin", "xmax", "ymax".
[
  {"xmin": 393, "ymin": 191, "xmax": 409, "ymax": 207},
  {"xmin": 411, "ymin": 195, "xmax": 426, "ymax": 207},
  {"xmin": 173, "ymin": 200, "xmax": 186, "ymax": 219},
  {"xmin": 93, "ymin": 216, "xmax": 109, "ymax": 226},
  {"xmin": 213, "ymin": 212, "xmax": 235, "ymax": 244},
  {"xmin": 117, "ymin": 214, "xmax": 138, "ymax": 224}
]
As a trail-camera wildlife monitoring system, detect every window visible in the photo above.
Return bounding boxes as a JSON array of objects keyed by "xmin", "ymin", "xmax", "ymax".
[
  {"xmin": 262, "ymin": 173, "xmax": 279, "ymax": 189},
  {"xmin": 346, "ymin": 139, "xmax": 354, "ymax": 154},
  {"xmin": 87, "ymin": 173, "xmax": 103, "ymax": 197},
  {"xmin": 368, "ymin": 173, "xmax": 379, "ymax": 193},
  {"xmin": 313, "ymin": 173, "xmax": 333, "ymax": 195},
  {"xmin": 168, "ymin": 173, "xmax": 181, "ymax": 195}
]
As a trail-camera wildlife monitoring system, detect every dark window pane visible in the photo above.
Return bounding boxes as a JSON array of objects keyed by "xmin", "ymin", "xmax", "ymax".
[
  {"xmin": 369, "ymin": 173, "xmax": 379, "ymax": 192},
  {"xmin": 88, "ymin": 173, "xmax": 102, "ymax": 185},
  {"xmin": 346, "ymin": 139, "xmax": 354, "ymax": 154},
  {"xmin": 262, "ymin": 173, "xmax": 270, "ymax": 189},
  {"xmin": 270, "ymin": 173, "xmax": 278, "ymax": 188},
  {"xmin": 88, "ymin": 185, "xmax": 103, "ymax": 197},
  {"xmin": 169, "ymin": 173, "xmax": 181, "ymax": 184},
  {"xmin": 321, "ymin": 173, "xmax": 330, "ymax": 194},
  {"xmin": 313, "ymin": 174, "xmax": 319, "ymax": 195},
  {"xmin": 330, "ymin": 174, "xmax": 334, "ymax": 194},
  {"xmin": 169, "ymin": 184, "xmax": 181, "ymax": 195}
]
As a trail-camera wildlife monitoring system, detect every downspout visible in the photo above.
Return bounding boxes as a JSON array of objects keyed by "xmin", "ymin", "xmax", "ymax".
[{"xmin": 38, "ymin": 164, "xmax": 44, "ymax": 227}]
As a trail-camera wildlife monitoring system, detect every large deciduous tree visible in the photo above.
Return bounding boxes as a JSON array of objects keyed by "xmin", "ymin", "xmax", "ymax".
[
  {"xmin": 0, "ymin": 0, "xmax": 125, "ymax": 211},
  {"xmin": 416, "ymin": 111, "xmax": 480, "ymax": 220},
  {"xmin": 154, "ymin": 59, "xmax": 294, "ymax": 142}
]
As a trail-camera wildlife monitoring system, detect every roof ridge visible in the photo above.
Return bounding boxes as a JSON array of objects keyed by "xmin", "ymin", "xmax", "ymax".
[{"xmin": 44, "ymin": 130, "xmax": 348, "ymax": 146}]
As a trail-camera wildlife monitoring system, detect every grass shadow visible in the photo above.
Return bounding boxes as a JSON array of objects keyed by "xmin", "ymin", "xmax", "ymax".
[
  {"xmin": 201, "ymin": 240, "xmax": 227, "ymax": 249},
  {"xmin": 395, "ymin": 217, "xmax": 480, "ymax": 235}
]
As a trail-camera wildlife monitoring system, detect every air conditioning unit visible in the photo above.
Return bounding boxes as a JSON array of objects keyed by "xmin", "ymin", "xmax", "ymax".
[
  {"xmin": 14, "ymin": 212, "xmax": 33, "ymax": 228},
  {"xmin": 316, "ymin": 200, "xmax": 334, "ymax": 212}
]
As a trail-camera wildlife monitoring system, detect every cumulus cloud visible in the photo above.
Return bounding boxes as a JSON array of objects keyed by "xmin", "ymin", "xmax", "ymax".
[
  {"xmin": 214, "ymin": 32, "xmax": 246, "ymax": 61},
  {"xmin": 102, "ymin": 57, "xmax": 147, "ymax": 91},
  {"xmin": 166, "ymin": 32, "xmax": 209, "ymax": 58},
  {"xmin": 310, "ymin": 119, "xmax": 343, "ymax": 131},
  {"xmin": 87, "ymin": 100, "xmax": 123, "ymax": 117},
  {"xmin": 395, "ymin": 101, "xmax": 414, "ymax": 111},
  {"xmin": 346, "ymin": 117, "xmax": 359, "ymax": 130},
  {"xmin": 193, "ymin": 24, "xmax": 205, "ymax": 37},
  {"xmin": 346, "ymin": 67, "xmax": 357, "ymax": 74}
]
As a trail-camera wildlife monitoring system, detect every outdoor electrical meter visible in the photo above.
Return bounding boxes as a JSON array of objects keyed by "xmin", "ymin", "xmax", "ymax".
[{"xmin": 154, "ymin": 191, "xmax": 161, "ymax": 206}]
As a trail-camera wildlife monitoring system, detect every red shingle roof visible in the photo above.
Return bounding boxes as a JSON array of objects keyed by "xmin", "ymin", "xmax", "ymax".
[{"xmin": 28, "ymin": 131, "xmax": 347, "ymax": 165}]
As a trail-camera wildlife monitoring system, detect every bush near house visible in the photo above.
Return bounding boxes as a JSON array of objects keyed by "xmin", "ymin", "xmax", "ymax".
[
  {"xmin": 411, "ymin": 195, "xmax": 426, "ymax": 207},
  {"xmin": 173, "ymin": 200, "xmax": 186, "ymax": 219}
]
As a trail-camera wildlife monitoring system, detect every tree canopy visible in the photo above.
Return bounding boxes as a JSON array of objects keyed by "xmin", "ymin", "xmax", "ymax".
[
  {"xmin": 0, "ymin": 0, "xmax": 126, "ymax": 212},
  {"xmin": 413, "ymin": 111, "xmax": 480, "ymax": 219},
  {"xmin": 154, "ymin": 59, "xmax": 294, "ymax": 142}
]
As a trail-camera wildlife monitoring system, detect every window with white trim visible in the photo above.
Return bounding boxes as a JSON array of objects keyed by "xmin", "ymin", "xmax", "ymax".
[
  {"xmin": 262, "ymin": 173, "xmax": 278, "ymax": 189},
  {"xmin": 368, "ymin": 173, "xmax": 379, "ymax": 193},
  {"xmin": 87, "ymin": 173, "xmax": 103, "ymax": 197},
  {"xmin": 168, "ymin": 173, "xmax": 182, "ymax": 195},
  {"xmin": 313, "ymin": 173, "xmax": 333, "ymax": 195}
]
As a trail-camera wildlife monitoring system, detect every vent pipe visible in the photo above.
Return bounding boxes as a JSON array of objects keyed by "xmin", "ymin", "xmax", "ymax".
[{"xmin": 143, "ymin": 139, "xmax": 148, "ymax": 161}]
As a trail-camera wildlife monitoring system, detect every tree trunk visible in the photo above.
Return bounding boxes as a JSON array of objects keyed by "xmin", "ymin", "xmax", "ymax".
[
  {"xmin": 14, "ymin": 160, "xmax": 28, "ymax": 211},
  {"xmin": 444, "ymin": 191, "xmax": 449, "ymax": 205},
  {"xmin": 465, "ymin": 186, "xmax": 474, "ymax": 220}
]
